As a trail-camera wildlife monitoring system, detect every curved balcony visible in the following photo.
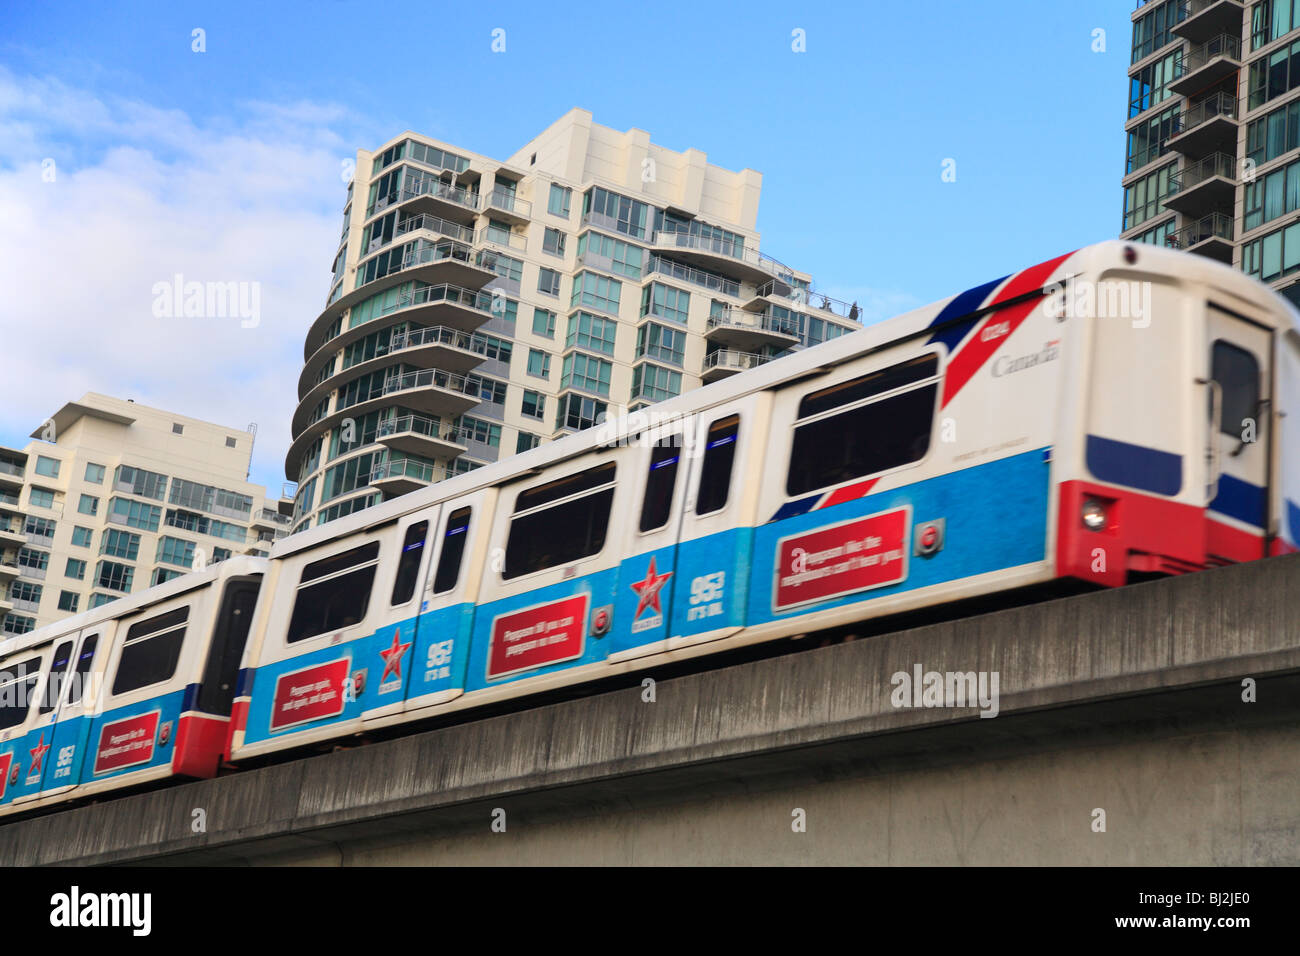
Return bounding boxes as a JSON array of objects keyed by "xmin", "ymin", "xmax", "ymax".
[
  {"xmin": 370, "ymin": 457, "xmax": 443, "ymax": 496},
  {"xmin": 375, "ymin": 413, "xmax": 468, "ymax": 461},
  {"xmin": 393, "ymin": 212, "xmax": 475, "ymax": 245},
  {"xmin": 304, "ymin": 280, "xmax": 500, "ymax": 362},
  {"xmin": 701, "ymin": 349, "xmax": 776, "ymax": 383},
  {"xmin": 388, "ymin": 178, "xmax": 481, "ymax": 224},
  {"xmin": 484, "ymin": 187, "xmax": 532, "ymax": 225},
  {"xmin": 744, "ymin": 279, "xmax": 860, "ymax": 325},
  {"xmin": 286, "ymin": 368, "xmax": 481, "ymax": 476},
  {"xmin": 298, "ymin": 323, "xmax": 490, "ymax": 403},
  {"xmin": 648, "ymin": 229, "xmax": 793, "ymax": 286},
  {"xmin": 706, "ymin": 308, "xmax": 803, "ymax": 351}
]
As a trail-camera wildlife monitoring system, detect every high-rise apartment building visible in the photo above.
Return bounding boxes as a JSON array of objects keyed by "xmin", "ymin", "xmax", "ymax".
[
  {"xmin": 0, "ymin": 393, "xmax": 291, "ymax": 635},
  {"xmin": 1122, "ymin": 0, "xmax": 1300, "ymax": 306},
  {"xmin": 290, "ymin": 108, "xmax": 860, "ymax": 531}
]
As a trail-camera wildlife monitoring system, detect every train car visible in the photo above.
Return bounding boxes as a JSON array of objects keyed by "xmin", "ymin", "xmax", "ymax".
[
  {"xmin": 0, "ymin": 556, "xmax": 264, "ymax": 817},
  {"xmin": 226, "ymin": 239, "xmax": 1300, "ymax": 763}
]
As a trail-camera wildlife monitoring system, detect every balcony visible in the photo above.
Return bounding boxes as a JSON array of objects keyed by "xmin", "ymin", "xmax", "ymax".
[
  {"xmin": 745, "ymin": 279, "xmax": 860, "ymax": 324},
  {"xmin": 0, "ymin": 561, "xmax": 18, "ymax": 581},
  {"xmin": 391, "ymin": 178, "xmax": 481, "ymax": 223},
  {"xmin": 250, "ymin": 508, "xmax": 291, "ymax": 534},
  {"xmin": 475, "ymin": 225, "xmax": 527, "ymax": 253},
  {"xmin": 1166, "ymin": 93, "xmax": 1238, "ymax": 156},
  {"xmin": 701, "ymin": 349, "xmax": 776, "ymax": 383},
  {"xmin": 1169, "ymin": 34, "xmax": 1241, "ymax": 97},
  {"xmin": 706, "ymin": 308, "xmax": 803, "ymax": 351},
  {"xmin": 1164, "ymin": 152, "xmax": 1235, "ymax": 217},
  {"xmin": 379, "ymin": 367, "xmax": 481, "ymax": 419},
  {"xmin": 1164, "ymin": 211, "xmax": 1234, "ymax": 262},
  {"xmin": 484, "ymin": 187, "xmax": 531, "ymax": 224},
  {"xmin": 1172, "ymin": 0, "xmax": 1243, "ymax": 43},
  {"xmin": 0, "ymin": 461, "xmax": 24, "ymax": 488},
  {"xmin": 375, "ymin": 413, "xmax": 468, "ymax": 460},
  {"xmin": 370, "ymin": 457, "xmax": 443, "ymax": 496},
  {"xmin": 648, "ymin": 229, "xmax": 794, "ymax": 286},
  {"xmin": 0, "ymin": 594, "xmax": 11, "ymax": 616},
  {"xmin": 0, "ymin": 492, "xmax": 20, "ymax": 515},
  {"xmin": 388, "ymin": 325, "xmax": 493, "ymax": 373},
  {"xmin": 644, "ymin": 255, "xmax": 741, "ymax": 298},
  {"xmin": 0, "ymin": 525, "xmax": 25, "ymax": 547},
  {"xmin": 394, "ymin": 212, "xmax": 475, "ymax": 245}
]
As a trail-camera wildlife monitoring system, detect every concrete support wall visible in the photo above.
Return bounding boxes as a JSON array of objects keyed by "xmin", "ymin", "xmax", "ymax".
[{"xmin": 2, "ymin": 554, "xmax": 1297, "ymax": 866}]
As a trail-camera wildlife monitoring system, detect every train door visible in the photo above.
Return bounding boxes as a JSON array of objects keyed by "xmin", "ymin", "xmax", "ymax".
[
  {"xmin": 87, "ymin": 592, "xmax": 203, "ymax": 788},
  {"xmin": 9, "ymin": 634, "xmax": 74, "ymax": 807},
  {"xmin": 665, "ymin": 392, "xmax": 770, "ymax": 651},
  {"xmin": 1205, "ymin": 304, "xmax": 1273, "ymax": 561},
  {"xmin": 33, "ymin": 628, "xmax": 102, "ymax": 801},
  {"xmin": 359, "ymin": 509, "xmax": 437, "ymax": 726},
  {"xmin": 406, "ymin": 487, "xmax": 496, "ymax": 711},
  {"xmin": 1275, "ymin": 329, "xmax": 1300, "ymax": 553},
  {"xmin": 466, "ymin": 446, "xmax": 633, "ymax": 693},
  {"xmin": 608, "ymin": 419, "xmax": 691, "ymax": 662}
]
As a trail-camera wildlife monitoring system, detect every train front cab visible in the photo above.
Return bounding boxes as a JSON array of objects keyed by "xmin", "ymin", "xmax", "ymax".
[
  {"xmin": 0, "ymin": 557, "xmax": 263, "ymax": 818},
  {"xmin": 1055, "ymin": 256, "xmax": 1298, "ymax": 587}
]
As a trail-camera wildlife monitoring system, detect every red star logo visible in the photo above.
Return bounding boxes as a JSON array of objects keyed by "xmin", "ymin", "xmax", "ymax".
[
  {"xmin": 29, "ymin": 732, "xmax": 49, "ymax": 776},
  {"xmin": 379, "ymin": 630, "xmax": 412, "ymax": 683},
  {"xmin": 630, "ymin": 557, "xmax": 673, "ymax": 620}
]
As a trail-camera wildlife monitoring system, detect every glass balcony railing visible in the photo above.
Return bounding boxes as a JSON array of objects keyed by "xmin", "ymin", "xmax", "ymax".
[
  {"xmin": 487, "ymin": 188, "xmax": 531, "ymax": 218},
  {"xmin": 645, "ymin": 255, "xmax": 740, "ymax": 297},
  {"xmin": 1165, "ymin": 212, "xmax": 1234, "ymax": 249},
  {"xmin": 381, "ymin": 367, "xmax": 479, "ymax": 401},
  {"xmin": 397, "ymin": 178, "xmax": 481, "ymax": 212},
  {"xmin": 0, "ymin": 462, "xmax": 25, "ymax": 479},
  {"xmin": 754, "ymin": 279, "xmax": 858, "ymax": 322},
  {"xmin": 650, "ymin": 228, "xmax": 794, "ymax": 281},
  {"xmin": 395, "ymin": 213, "xmax": 475, "ymax": 244},
  {"xmin": 707, "ymin": 308, "xmax": 802, "ymax": 339},
  {"xmin": 394, "ymin": 282, "xmax": 498, "ymax": 316},
  {"xmin": 703, "ymin": 350, "xmax": 775, "ymax": 374},
  {"xmin": 1168, "ymin": 152, "xmax": 1236, "ymax": 193},
  {"xmin": 1172, "ymin": 92, "xmax": 1237, "ymax": 137}
]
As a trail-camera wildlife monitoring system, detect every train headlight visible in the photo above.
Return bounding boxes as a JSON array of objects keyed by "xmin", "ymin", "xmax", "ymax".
[{"xmin": 1081, "ymin": 499, "xmax": 1107, "ymax": 531}]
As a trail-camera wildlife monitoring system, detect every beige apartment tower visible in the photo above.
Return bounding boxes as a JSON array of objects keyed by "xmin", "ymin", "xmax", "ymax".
[
  {"xmin": 0, "ymin": 394, "xmax": 290, "ymax": 635},
  {"xmin": 290, "ymin": 108, "xmax": 860, "ymax": 530}
]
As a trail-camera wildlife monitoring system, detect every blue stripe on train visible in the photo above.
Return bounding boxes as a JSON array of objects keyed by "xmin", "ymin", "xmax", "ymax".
[
  {"xmin": 926, "ymin": 276, "xmax": 1006, "ymax": 354},
  {"xmin": 1085, "ymin": 434, "xmax": 1183, "ymax": 497},
  {"xmin": 1209, "ymin": 473, "xmax": 1267, "ymax": 528}
]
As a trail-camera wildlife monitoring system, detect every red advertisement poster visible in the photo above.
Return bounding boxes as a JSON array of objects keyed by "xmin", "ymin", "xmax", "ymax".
[
  {"xmin": 773, "ymin": 507, "xmax": 910, "ymax": 611},
  {"xmin": 93, "ymin": 710, "xmax": 160, "ymax": 775},
  {"xmin": 488, "ymin": 594, "xmax": 588, "ymax": 680},
  {"xmin": 269, "ymin": 658, "xmax": 350, "ymax": 732},
  {"xmin": 0, "ymin": 752, "xmax": 11, "ymax": 798}
]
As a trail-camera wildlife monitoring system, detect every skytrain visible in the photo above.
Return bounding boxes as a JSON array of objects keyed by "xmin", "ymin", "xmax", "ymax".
[{"xmin": 2, "ymin": 239, "xmax": 1297, "ymax": 818}]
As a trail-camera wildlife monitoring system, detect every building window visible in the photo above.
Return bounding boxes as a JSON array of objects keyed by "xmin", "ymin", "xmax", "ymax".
[
  {"xmin": 11, "ymin": 581, "xmax": 42, "ymax": 610},
  {"xmin": 172, "ymin": 423, "xmax": 184, "ymax": 435},
  {"xmin": 516, "ymin": 431, "xmax": 540, "ymax": 454},
  {"xmin": 642, "ymin": 282, "xmax": 691, "ymax": 324},
  {"xmin": 455, "ymin": 416, "xmax": 502, "ymax": 447},
  {"xmin": 95, "ymin": 560, "xmax": 135, "ymax": 594},
  {"xmin": 114, "ymin": 465, "xmax": 168, "ymax": 500},
  {"xmin": 561, "ymin": 353, "xmax": 613, "ymax": 396},
  {"xmin": 1123, "ymin": 163, "xmax": 1176, "ymax": 231},
  {"xmin": 1131, "ymin": 0, "xmax": 1186, "ymax": 63},
  {"xmin": 109, "ymin": 497, "xmax": 162, "ymax": 531},
  {"xmin": 521, "ymin": 390, "xmax": 546, "ymax": 420},
  {"xmin": 1125, "ymin": 104, "xmax": 1179, "ymax": 175},
  {"xmin": 1242, "ymin": 218, "xmax": 1300, "ymax": 281},
  {"xmin": 527, "ymin": 349, "xmax": 551, "ymax": 379},
  {"xmin": 582, "ymin": 186, "xmax": 649, "ymax": 238},
  {"xmin": 226, "ymin": 436, "xmax": 237, "ymax": 448},
  {"xmin": 532, "ymin": 307, "xmax": 556, "ymax": 338},
  {"xmin": 34, "ymin": 456, "xmax": 60, "ymax": 478},
  {"xmin": 1243, "ymin": 154, "xmax": 1300, "ymax": 232},
  {"xmin": 152, "ymin": 567, "xmax": 183, "ymax": 586},
  {"xmin": 58, "ymin": 591, "xmax": 79, "ymax": 613},
  {"xmin": 16, "ymin": 547, "xmax": 48, "ymax": 572},
  {"xmin": 1248, "ymin": 35, "xmax": 1300, "ymax": 109},
  {"xmin": 70, "ymin": 526, "xmax": 93, "ymax": 548},
  {"xmin": 101, "ymin": 528, "xmax": 141, "ymax": 561},
  {"xmin": 543, "ymin": 228, "xmax": 566, "ymax": 257},
  {"xmin": 468, "ymin": 373, "xmax": 508, "ymax": 406},
  {"xmin": 1, "ymin": 614, "xmax": 36, "ymax": 636},
  {"xmin": 576, "ymin": 231, "xmax": 644, "ymax": 279},
  {"xmin": 631, "ymin": 363, "xmax": 682, "ymax": 403},
  {"xmin": 538, "ymin": 267, "xmax": 561, "ymax": 296},
  {"xmin": 84, "ymin": 462, "xmax": 106, "ymax": 484},
  {"xmin": 1252, "ymin": 0, "xmax": 1300, "ymax": 51},
  {"xmin": 1247, "ymin": 99, "xmax": 1300, "ymax": 166},
  {"xmin": 556, "ymin": 392, "xmax": 607, "ymax": 431},
  {"xmin": 29, "ymin": 488, "xmax": 54, "ymax": 509},
  {"xmin": 569, "ymin": 271, "xmax": 621, "ymax": 314},
  {"xmin": 566, "ymin": 311, "xmax": 617, "ymax": 355},
  {"xmin": 24, "ymin": 515, "xmax": 55, "ymax": 541},
  {"xmin": 636, "ymin": 322, "xmax": 686, "ymax": 366},
  {"xmin": 65, "ymin": 557, "xmax": 86, "ymax": 580},
  {"xmin": 1128, "ymin": 49, "xmax": 1182, "ymax": 118},
  {"xmin": 548, "ymin": 183, "xmax": 572, "ymax": 218},
  {"xmin": 78, "ymin": 494, "xmax": 99, "ymax": 516}
]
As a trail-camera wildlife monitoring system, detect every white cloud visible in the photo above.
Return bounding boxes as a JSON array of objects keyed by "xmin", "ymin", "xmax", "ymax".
[{"xmin": 0, "ymin": 67, "xmax": 365, "ymax": 494}]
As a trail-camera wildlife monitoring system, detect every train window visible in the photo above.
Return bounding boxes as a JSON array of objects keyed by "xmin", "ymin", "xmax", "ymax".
[
  {"xmin": 432, "ymin": 507, "xmax": 472, "ymax": 593},
  {"xmin": 390, "ymin": 521, "xmax": 429, "ymax": 605},
  {"xmin": 66, "ymin": 635, "xmax": 98, "ymax": 706},
  {"xmin": 695, "ymin": 415, "xmax": 739, "ymax": 515},
  {"xmin": 639, "ymin": 439, "xmax": 681, "ymax": 532},
  {"xmin": 787, "ymin": 355, "xmax": 939, "ymax": 497},
  {"xmin": 286, "ymin": 541, "xmax": 381, "ymax": 643},
  {"xmin": 112, "ymin": 607, "xmax": 189, "ymax": 696},
  {"xmin": 37, "ymin": 639, "xmax": 74, "ymax": 715},
  {"xmin": 1211, "ymin": 341, "xmax": 1260, "ymax": 437},
  {"xmin": 0, "ymin": 657, "xmax": 41, "ymax": 731},
  {"xmin": 504, "ymin": 463, "xmax": 616, "ymax": 579}
]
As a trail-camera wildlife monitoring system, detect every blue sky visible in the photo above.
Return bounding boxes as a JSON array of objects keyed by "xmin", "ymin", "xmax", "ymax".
[{"xmin": 0, "ymin": 0, "xmax": 1138, "ymax": 492}]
